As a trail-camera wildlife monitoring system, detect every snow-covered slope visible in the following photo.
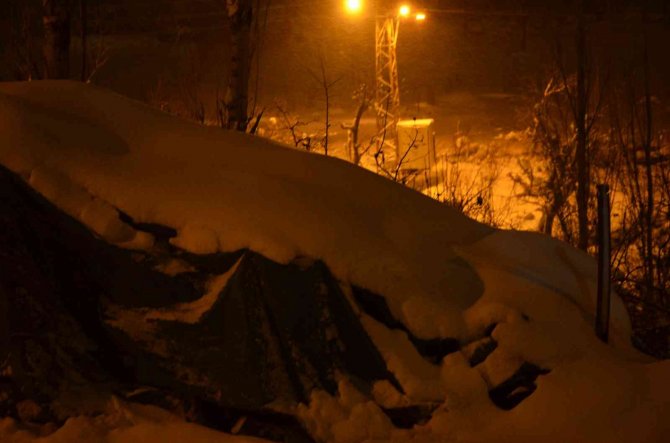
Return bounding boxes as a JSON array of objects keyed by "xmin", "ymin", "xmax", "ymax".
[
  {"xmin": 0, "ymin": 80, "xmax": 492, "ymax": 339},
  {"xmin": 0, "ymin": 81, "xmax": 668, "ymax": 443}
]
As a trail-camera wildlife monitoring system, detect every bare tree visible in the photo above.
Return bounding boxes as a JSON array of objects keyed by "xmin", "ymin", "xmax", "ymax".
[
  {"xmin": 42, "ymin": 0, "xmax": 71, "ymax": 79},
  {"xmin": 222, "ymin": 0, "xmax": 253, "ymax": 131},
  {"xmin": 514, "ymin": 78, "xmax": 580, "ymax": 239},
  {"xmin": 610, "ymin": 32, "xmax": 669, "ymax": 306},
  {"xmin": 307, "ymin": 55, "xmax": 340, "ymax": 156},
  {"xmin": 80, "ymin": 0, "xmax": 109, "ymax": 84},
  {"xmin": 575, "ymin": 0, "xmax": 589, "ymax": 250},
  {"xmin": 274, "ymin": 103, "xmax": 313, "ymax": 150},
  {"xmin": 7, "ymin": 1, "xmax": 42, "ymax": 80},
  {"xmin": 79, "ymin": 0, "xmax": 86, "ymax": 81},
  {"xmin": 342, "ymin": 85, "xmax": 373, "ymax": 166},
  {"xmin": 373, "ymin": 121, "xmax": 427, "ymax": 184},
  {"xmin": 608, "ymin": 55, "xmax": 670, "ymax": 358},
  {"xmin": 515, "ymin": 25, "xmax": 605, "ymax": 247}
]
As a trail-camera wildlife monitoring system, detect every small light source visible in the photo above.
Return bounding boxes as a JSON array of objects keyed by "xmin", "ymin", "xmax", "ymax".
[
  {"xmin": 399, "ymin": 5, "xmax": 411, "ymax": 17},
  {"xmin": 415, "ymin": 12, "xmax": 426, "ymax": 21},
  {"xmin": 345, "ymin": 0, "xmax": 362, "ymax": 14}
]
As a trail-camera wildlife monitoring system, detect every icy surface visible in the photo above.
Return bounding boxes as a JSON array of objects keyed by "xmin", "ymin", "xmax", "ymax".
[{"xmin": 1, "ymin": 81, "xmax": 668, "ymax": 443}]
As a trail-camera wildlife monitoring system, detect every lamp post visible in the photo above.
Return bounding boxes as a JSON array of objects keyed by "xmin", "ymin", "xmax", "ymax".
[{"xmin": 344, "ymin": 2, "xmax": 427, "ymax": 161}]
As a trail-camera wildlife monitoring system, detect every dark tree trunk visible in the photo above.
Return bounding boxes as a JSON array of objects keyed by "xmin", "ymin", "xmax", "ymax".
[
  {"xmin": 642, "ymin": 15, "xmax": 655, "ymax": 303},
  {"xmin": 575, "ymin": 4, "xmax": 589, "ymax": 251},
  {"xmin": 349, "ymin": 98, "xmax": 369, "ymax": 166},
  {"xmin": 223, "ymin": 0, "xmax": 253, "ymax": 132},
  {"xmin": 42, "ymin": 0, "xmax": 70, "ymax": 79},
  {"xmin": 80, "ymin": 0, "xmax": 86, "ymax": 81}
]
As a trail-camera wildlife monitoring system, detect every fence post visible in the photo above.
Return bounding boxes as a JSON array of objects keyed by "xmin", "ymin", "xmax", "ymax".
[{"xmin": 596, "ymin": 184, "xmax": 611, "ymax": 343}]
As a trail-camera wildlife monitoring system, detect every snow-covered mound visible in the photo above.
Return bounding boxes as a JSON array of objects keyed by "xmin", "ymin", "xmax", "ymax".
[
  {"xmin": 0, "ymin": 80, "xmax": 491, "ymax": 340},
  {"xmin": 0, "ymin": 81, "xmax": 668, "ymax": 443}
]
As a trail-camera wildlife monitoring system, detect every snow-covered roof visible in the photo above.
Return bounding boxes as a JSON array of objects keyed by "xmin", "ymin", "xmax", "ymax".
[{"xmin": 397, "ymin": 118, "xmax": 434, "ymax": 128}]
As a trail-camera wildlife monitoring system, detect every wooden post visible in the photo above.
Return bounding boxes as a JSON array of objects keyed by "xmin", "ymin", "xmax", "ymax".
[{"xmin": 596, "ymin": 184, "xmax": 611, "ymax": 342}]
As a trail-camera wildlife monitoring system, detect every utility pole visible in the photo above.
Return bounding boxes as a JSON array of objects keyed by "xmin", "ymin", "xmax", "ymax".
[
  {"xmin": 344, "ymin": 2, "xmax": 426, "ymax": 159},
  {"xmin": 374, "ymin": 12, "xmax": 401, "ymax": 157},
  {"xmin": 374, "ymin": 3, "xmax": 425, "ymax": 160},
  {"xmin": 596, "ymin": 184, "xmax": 611, "ymax": 342}
]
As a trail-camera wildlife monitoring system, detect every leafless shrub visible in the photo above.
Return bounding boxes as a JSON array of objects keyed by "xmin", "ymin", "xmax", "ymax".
[
  {"xmin": 80, "ymin": 0, "xmax": 111, "ymax": 84},
  {"xmin": 516, "ymin": 34, "xmax": 669, "ymax": 357},
  {"xmin": 273, "ymin": 102, "xmax": 314, "ymax": 151},
  {"xmin": 6, "ymin": 1, "xmax": 42, "ymax": 80},
  {"xmin": 306, "ymin": 54, "xmax": 341, "ymax": 156},
  {"xmin": 83, "ymin": 34, "xmax": 109, "ymax": 83},
  {"xmin": 374, "ymin": 125, "xmax": 423, "ymax": 183},
  {"xmin": 608, "ymin": 67, "xmax": 670, "ymax": 339},
  {"xmin": 431, "ymin": 140, "xmax": 504, "ymax": 227},
  {"xmin": 511, "ymin": 74, "xmax": 607, "ymax": 244}
]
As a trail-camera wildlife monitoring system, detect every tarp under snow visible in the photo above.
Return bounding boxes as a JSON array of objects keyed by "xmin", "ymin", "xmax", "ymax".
[
  {"xmin": 1, "ymin": 81, "xmax": 668, "ymax": 443},
  {"xmin": 0, "ymin": 164, "xmax": 395, "ymax": 429}
]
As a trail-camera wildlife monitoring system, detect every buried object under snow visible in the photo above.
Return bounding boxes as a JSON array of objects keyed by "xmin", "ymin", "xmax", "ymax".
[
  {"xmin": 1, "ymin": 81, "xmax": 668, "ymax": 443},
  {"xmin": 0, "ymin": 156, "xmax": 551, "ymax": 439},
  {"xmin": 0, "ymin": 164, "xmax": 395, "ymax": 429}
]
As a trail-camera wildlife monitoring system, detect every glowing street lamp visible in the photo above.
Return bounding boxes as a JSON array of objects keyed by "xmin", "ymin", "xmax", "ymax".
[
  {"xmin": 399, "ymin": 5, "xmax": 411, "ymax": 17},
  {"xmin": 344, "ymin": 0, "xmax": 363, "ymax": 15},
  {"xmin": 415, "ymin": 12, "xmax": 426, "ymax": 21}
]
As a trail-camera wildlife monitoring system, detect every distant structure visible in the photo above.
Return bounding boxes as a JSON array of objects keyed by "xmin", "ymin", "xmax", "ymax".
[
  {"xmin": 374, "ymin": 11, "xmax": 400, "ymax": 157},
  {"xmin": 396, "ymin": 118, "xmax": 436, "ymax": 172},
  {"xmin": 374, "ymin": 2, "xmax": 428, "ymax": 162}
]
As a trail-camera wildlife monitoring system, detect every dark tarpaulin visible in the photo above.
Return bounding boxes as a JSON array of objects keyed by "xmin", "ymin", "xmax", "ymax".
[
  {"xmin": 0, "ymin": 164, "xmax": 397, "ymax": 432},
  {"xmin": 109, "ymin": 251, "xmax": 401, "ymax": 410}
]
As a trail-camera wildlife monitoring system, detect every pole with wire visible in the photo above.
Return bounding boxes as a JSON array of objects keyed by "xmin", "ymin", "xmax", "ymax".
[{"xmin": 596, "ymin": 184, "xmax": 611, "ymax": 343}]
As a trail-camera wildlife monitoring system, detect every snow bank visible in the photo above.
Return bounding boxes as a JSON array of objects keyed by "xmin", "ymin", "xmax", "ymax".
[
  {"xmin": 0, "ymin": 80, "xmax": 490, "ymax": 339},
  {"xmin": 1, "ymin": 81, "xmax": 668, "ymax": 443}
]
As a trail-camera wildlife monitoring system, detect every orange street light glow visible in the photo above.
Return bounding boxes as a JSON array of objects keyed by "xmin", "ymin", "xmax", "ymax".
[
  {"xmin": 415, "ymin": 12, "xmax": 426, "ymax": 21},
  {"xmin": 399, "ymin": 5, "xmax": 411, "ymax": 17},
  {"xmin": 345, "ymin": 0, "xmax": 363, "ymax": 14}
]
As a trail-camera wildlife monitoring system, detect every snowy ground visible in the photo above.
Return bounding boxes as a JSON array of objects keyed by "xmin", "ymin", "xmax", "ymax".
[
  {"xmin": 258, "ymin": 92, "xmax": 545, "ymax": 230},
  {"xmin": 1, "ymin": 398, "xmax": 265, "ymax": 443},
  {"xmin": 1, "ymin": 81, "xmax": 668, "ymax": 443}
]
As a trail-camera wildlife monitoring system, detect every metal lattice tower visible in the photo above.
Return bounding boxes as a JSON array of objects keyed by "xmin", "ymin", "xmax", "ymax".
[{"xmin": 374, "ymin": 14, "xmax": 400, "ymax": 158}]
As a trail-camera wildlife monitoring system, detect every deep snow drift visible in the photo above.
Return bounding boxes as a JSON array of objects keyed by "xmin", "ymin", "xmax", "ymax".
[{"xmin": 0, "ymin": 81, "xmax": 668, "ymax": 443}]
